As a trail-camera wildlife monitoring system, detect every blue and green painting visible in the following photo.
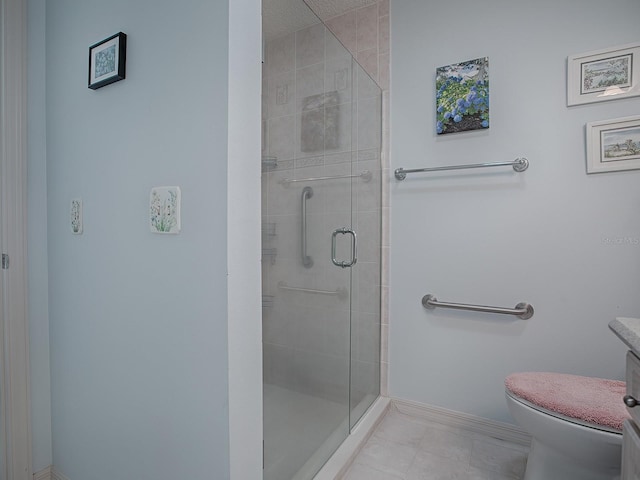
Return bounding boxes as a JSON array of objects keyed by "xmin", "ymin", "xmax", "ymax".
[
  {"xmin": 95, "ymin": 45, "xmax": 116, "ymax": 79},
  {"xmin": 436, "ymin": 57, "xmax": 489, "ymax": 135}
]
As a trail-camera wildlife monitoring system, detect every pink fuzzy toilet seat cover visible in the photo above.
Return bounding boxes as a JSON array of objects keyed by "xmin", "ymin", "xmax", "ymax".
[{"xmin": 505, "ymin": 372, "xmax": 630, "ymax": 431}]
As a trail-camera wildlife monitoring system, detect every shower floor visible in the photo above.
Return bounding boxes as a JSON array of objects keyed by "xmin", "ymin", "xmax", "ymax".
[{"xmin": 264, "ymin": 383, "xmax": 348, "ymax": 480}]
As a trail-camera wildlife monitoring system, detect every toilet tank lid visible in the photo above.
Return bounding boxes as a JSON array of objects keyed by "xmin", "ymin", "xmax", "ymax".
[{"xmin": 505, "ymin": 372, "xmax": 630, "ymax": 431}]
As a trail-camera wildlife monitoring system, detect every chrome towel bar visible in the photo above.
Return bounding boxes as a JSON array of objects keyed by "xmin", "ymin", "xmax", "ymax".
[
  {"xmin": 422, "ymin": 294, "xmax": 534, "ymax": 320},
  {"xmin": 395, "ymin": 158, "xmax": 528, "ymax": 181},
  {"xmin": 278, "ymin": 281, "xmax": 348, "ymax": 300},
  {"xmin": 280, "ymin": 170, "xmax": 372, "ymax": 186}
]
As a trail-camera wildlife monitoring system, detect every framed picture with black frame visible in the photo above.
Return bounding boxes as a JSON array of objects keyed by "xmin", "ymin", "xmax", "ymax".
[{"xmin": 88, "ymin": 32, "xmax": 127, "ymax": 90}]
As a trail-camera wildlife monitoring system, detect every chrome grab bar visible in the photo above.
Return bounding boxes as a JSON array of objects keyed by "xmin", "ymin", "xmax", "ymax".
[
  {"xmin": 422, "ymin": 294, "xmax": 534, "ymax": 320},
  {"xmin": 280, "ymin": 170, "xmax": 372, "ymax": 186},
  {"xmin": 301, "ymin": 187, "xmax": 313, "ymax": 268},
  {"xmin": 278, "ymin": 281, "xmax": 348, "ymax": 300},
  {"xmin": 395, "ymin": 158, "xmax": 529, "ymax": 180},
  {"xmin": 331, "ymin": 227, "xmax": 357, "ymax": 268}
]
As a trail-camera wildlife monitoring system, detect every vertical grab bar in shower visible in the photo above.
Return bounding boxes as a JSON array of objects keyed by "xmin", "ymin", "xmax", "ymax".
[{"xmin": 302, "ymin": 186, "xmax": 313, "ymax": 268}]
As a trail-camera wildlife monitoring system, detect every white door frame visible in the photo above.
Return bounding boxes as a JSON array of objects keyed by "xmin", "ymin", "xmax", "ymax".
[{"xmin": 0, "ymin": 0, "xmax": 33, "ymax": 478}]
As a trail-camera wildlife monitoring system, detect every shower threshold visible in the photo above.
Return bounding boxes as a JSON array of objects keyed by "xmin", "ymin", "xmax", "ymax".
[{"xmin": 264, "ymin": 383, "xmax": 389, "ymax": 480}]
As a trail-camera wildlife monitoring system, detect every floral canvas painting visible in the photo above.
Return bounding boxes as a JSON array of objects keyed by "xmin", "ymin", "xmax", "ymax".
[{"xmin": 436, "ymin": 57, "xmax": 489, "ymax": 135}]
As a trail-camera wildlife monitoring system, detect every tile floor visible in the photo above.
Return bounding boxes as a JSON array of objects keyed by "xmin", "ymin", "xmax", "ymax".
[{"xmin": 342, "ymin": 406, "xmax": 530, "ymax": 480}]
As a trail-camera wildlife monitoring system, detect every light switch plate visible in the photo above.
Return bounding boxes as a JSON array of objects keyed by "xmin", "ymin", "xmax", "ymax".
[
  {"xmin": 150, "ymin": 186, "xmax": 181, "ymax": 234},
  {"xmin": 71, "ymin": 198, "xmax": 83, "ymax": 234}
]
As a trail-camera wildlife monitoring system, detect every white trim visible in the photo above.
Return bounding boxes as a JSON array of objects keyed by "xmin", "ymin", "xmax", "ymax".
[
  {"xmin": 32, "ymin": 466, "xmax": 52, "ymax": 480},
  {"xmin": 1, "ymin": 0, "xmax": 33, "ymax": 478},
  {"xmin": 392, "ymin": 397, "xmax": 532, "ymax": 446},
  {"xmin": 227, "ymin": 0, "xmax": 262, "ymax": 479},
  {"xmin": 50, "ymin": 468, "xmax": 69, "ymax": 480}
]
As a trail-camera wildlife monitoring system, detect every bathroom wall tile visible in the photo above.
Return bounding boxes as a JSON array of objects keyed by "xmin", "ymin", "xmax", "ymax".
[
  {"xmin": 380, "ymin": 361, "xmax": 388, "ymax": 396},
  {"xmin": 356, "ymin": 47, "xmax": 379, "ymax": 82},
  {"xmin": 355, "ymin": 160, "xmax": 380, "ymax": 212},
  {"xmin": 378, "ymin": 53, "xmax": 389, "ymax": 90},
  {"xmin": 263, "ymin": 343, "xmax": 294, "ymax": 387},
  {"xmin": 267, "ymin": 114, "xmax": 295, "ymax": 162},
  {"xmin": 357, "ymin": 96, "xmax": 382, "ymax": 151},
  {"xmin": 266, "ymin": 33, "xmax": 295, "ymax": 77},
  {"xmin": 325, "ymin": 102, "xmax": 352, "ymax": 154},
  {"xmin": 382, "ymin": 91, "xmax": 390, "ymax": 163},
  {"xmin": 380, "ymin": 324, "xmax": 388, "ymax": 363},
  {"xmin": 325, "ymin": 26, "xmax": 352, "ymax": 62},
  {"xmin": 325, "ymin": 11, "xmax": 357, "ymax": 54},
  {"xmin": 296, "ymin": 63, "xmax": 325, "ymax": 112},
  {"xmin": 295, "ymin": 307, "xmax": 326, "ymax": 354},
  {"xmin": 355, "ymin": 261, "xmax": 381, "ymax": 315},
  {"xmin": 296, "ymin": 22, "xmax": 326, "ymax": 68},
  {"xmin": 262, "ymin": 66, "xmax": 269, "ymax": 120},
  {"xmin": 378, "ymin": 15, "xmax": 389, "ymax": 54},
  {"xmin": 267, "ymin": 169, "xmax": 298, "ymax": 216},
  {"xmin": 356, "ymin": 211, "xmax": 380, "ymax": 263},
  {"xmin": 381, "ymin": 285, "xmax": 389, "ymax": 322},
  {"xmin": 323, "ymin": 307, "xmax": 350, "ymax": 358},
  {"xmin": 352, "ymin": 311, "xmax": 379, "ymax": 364},
  {"xmin": 272, "ymin": 214, "xmax": 300, "ymax": 261},
  {"xmin": 268, "ymin": 70, "xmax": 295, "ymax": 119},
  {"xmin": 381, "ymin": 246, "xmax": 389, "ymax": 286},
  {"xmin": 325, "ymin": 151, "xmax": 351, "ymax": 165},
  {"xmin": 356, "ymin": 64, "xmax": 381, "ymax": 100},
  {"xmin": 324, "ymin": 162, "xmax": 352, "ymax": 214},
  {"xmin": 381, "ymin": 170, "xmax": 390, "ymax": 211},
  {"xmin": 356, "ymin": 4, "xmax": 378, "ymax": 53},
  {"xmin": 325, "ymin": 57, "xmax": 353, "ymax": 106},
  {"xmin": 378, "ymin": 0, "xmax": 389, "ymax": 18}
]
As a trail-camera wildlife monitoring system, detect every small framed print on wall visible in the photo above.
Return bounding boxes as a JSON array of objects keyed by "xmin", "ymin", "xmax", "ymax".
[
  {"xmin": 586, "ymin": 115, "xmax": 640, "ymax": 174},
  {"xmin": 568, "ymin": 43, "xmax": 640, "ymax": 106},
  {"xmin": 88, "ymin": 32, "xmax": 127, "ymax": 90}
]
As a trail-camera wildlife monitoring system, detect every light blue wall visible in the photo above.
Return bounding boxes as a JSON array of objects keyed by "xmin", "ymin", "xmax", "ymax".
[
  {"xmin": 45, "ymin": 0, "xmax": 232, "ymax": 477},
  {"xmin": 27, "ymin": 0, "xmax": 53, "ymax": 471},
  {"xmin": 390, "ymin": 0, "xmax": 640, "ymax": 423}
]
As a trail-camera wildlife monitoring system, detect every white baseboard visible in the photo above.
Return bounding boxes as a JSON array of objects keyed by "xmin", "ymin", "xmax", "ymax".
[
  {"xmin": 33, "ymin": 466, "xmax": 52, "ymax": 480},
  {"xmin": 392, "ymin": 397, "xmax": 531, "ymax": 446},
  {"xmin": 32, "ymin": 465, "xmax": 73, "ymax": 480},
  {"xmin": 51, "ymin": 468, "xmax": 70, "ymax": 480}
]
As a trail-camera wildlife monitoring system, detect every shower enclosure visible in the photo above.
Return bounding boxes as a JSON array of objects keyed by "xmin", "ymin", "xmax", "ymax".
[{"xmin": 262, "ymin": 1, "xmax": 382, "ymax": 479}]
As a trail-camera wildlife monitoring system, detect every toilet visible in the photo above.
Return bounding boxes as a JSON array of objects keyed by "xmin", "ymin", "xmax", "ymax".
[{"xmin": 505, "ymin": 372, "xmax": 629, "ymax": 480}]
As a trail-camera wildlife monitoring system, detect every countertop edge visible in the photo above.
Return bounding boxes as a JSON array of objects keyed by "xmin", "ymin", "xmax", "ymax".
[{"xmin": 609, "ymin": 317, "xmax": 640, "ymax": 356}]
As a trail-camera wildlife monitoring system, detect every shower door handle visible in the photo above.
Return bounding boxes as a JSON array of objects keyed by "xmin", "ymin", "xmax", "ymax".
[
  {"xmin": 331, "ymin": 228, "xmax": 357, "ymax": 268},
  {"xmin": 301, "ymin": 187, "xmax": 313, "ymax": 268}
]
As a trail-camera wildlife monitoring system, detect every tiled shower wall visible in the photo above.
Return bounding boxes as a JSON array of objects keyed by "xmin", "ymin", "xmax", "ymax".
[{"xmin": 321, "ymin": 0, "xmax": 391, "ymax": 396}]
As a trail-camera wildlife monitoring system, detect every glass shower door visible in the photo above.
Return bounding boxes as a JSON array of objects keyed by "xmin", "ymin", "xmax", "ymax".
[
  {"xmin": 262, "ymin": 2, "xmax": 382, "ymax": 478},
  {"xmin": 261, "ymin": 15, "xmax": 356, "ymax": 480}
]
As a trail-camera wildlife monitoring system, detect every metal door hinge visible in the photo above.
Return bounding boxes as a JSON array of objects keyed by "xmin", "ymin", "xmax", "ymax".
[{"xmin": 2, "ymin": 254, "xmax": 8, "ymax": 270}]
